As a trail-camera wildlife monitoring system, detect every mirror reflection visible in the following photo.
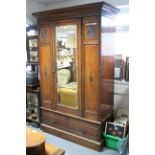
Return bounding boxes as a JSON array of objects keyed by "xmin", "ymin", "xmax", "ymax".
[{"xmin": 56, "ymin": 25, "xmax": 78, "ymax": 108}]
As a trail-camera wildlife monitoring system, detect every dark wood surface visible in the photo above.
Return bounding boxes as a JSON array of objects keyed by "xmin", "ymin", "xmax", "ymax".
[
  {"xmin": 26, "ymin": 84, "xmax": 40, "ymax": 92},
  {"xmin": 33, "ymin": 1, "xmax": 118, "ymax": 151},
  {"xmin": 33, "ymin": 2, "xmax": 119, "ymax": 24},
  {"xmin": 41, "ymin": 124, "xmax": 104, "ymax": 151},
  {"xmin": 41, "ymin": 109, "xmax": 101, "ymax": 141}
]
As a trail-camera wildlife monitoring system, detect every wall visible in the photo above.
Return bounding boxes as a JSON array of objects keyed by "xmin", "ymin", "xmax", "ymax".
[
  {"xmin": 26, "ymin": 0, "xmax": 46, "ymax": 25},
  {"xmin": 114, "ymin": 80, "xmax": 129, "ymax": 114}
]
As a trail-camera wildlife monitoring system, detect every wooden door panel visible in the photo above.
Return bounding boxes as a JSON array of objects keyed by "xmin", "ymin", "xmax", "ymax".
[
  {"xmin": 40, "ymin": 45, "xmax": 52, "ymax": 108},
  {"xmin": 84, "ymin": 44, "xmax": 99, "ymax": 115}
]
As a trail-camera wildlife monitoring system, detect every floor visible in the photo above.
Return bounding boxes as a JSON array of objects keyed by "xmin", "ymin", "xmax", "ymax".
[{"xmin": 27, "ymin": 124, "xmax": 122, "ymax": 155}]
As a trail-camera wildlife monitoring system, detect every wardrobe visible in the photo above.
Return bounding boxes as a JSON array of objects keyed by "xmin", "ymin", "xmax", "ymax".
[{"xmin": 33, "ymin": 2, "xmax": 119, "ymax": 151}]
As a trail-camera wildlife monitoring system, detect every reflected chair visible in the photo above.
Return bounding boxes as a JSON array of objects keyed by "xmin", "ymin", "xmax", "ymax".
[{"xmin": 57, "ymin": 69, "xmax": 77, "ymax": 108}]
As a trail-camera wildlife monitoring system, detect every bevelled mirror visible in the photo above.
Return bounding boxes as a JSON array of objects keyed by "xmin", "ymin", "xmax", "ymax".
[{"xmin": 55, "ymin": 24, "xmax": 78, "ymax": 109}]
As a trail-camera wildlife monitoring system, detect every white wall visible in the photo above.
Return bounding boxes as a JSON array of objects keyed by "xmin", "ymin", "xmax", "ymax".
[
  {"xmin": 114, "ymin": 81, "xmax": 129, "ymax": 114},
  {"xmin": 46, "ymin": 0, "xmax": 129, "ymax": 10},
  {"xmin": 26, "ymin": 0, "xmax": 46, "ymax": 25}
]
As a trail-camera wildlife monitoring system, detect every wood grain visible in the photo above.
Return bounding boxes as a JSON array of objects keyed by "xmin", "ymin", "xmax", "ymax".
[
  {"xmin": 40, "ymin": 45, "xmax": 52, "ymax": 109},
  {"xmin": 84, "ymin": 44, "xmax": 99, "ymax": 117},
  {"xmin": 34, "ymin": 2, "xmax": 119, "ymax": 151},
  {"xmin": 26, "ymin": 128, "xmax": 45, "ymax": 147}
]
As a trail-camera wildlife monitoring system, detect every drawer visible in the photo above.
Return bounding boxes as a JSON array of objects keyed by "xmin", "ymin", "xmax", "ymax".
[{"xmin": 41, "ymin": 110, "xmax": 101, "ymax": 141}]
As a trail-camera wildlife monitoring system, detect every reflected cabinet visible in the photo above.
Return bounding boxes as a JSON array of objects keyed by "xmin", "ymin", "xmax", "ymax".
[{"xmin": 33, "ymin": 2, "xmax": 119, "ymax": 151}]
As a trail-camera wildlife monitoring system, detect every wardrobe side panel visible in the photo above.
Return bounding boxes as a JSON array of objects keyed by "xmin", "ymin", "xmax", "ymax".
[
  {"xmin": 83, "ymin": 16, "xmax": 100, "ymax": 120},
  {"xmin": 101, "ymin": 15, "xmax": 115, "ymax": 106}
]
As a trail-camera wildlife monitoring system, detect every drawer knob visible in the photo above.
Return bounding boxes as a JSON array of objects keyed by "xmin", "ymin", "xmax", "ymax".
[{"xmin": 79, "ymin": 128, "xmax": 86, "ymax": 134}]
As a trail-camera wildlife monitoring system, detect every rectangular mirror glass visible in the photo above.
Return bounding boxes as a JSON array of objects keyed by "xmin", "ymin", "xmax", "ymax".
[{"xmin": 55, "ymin": 25, "xmax": 78, "ymax": 109}]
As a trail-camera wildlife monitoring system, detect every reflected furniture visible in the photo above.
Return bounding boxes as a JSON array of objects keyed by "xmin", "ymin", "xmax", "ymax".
[
  {"xmin": 33, "ymin": 1, "xmax": 119, "ymax": 151},
  {"xmin": 57, "ymin": 69, "xmax": 77, "ymax": 107},
  {"xmin": 57, "ymin": 69, "xmax": 71, "ymax": 88},
  {"xmin": 59, "ymin": 82, "xmax": 77, "ymax": 107}
]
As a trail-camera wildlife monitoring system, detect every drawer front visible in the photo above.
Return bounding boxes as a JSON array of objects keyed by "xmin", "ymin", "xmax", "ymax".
[{"xmin": 41, "ymin": 110, "xmax": 101, "ymax": 141}]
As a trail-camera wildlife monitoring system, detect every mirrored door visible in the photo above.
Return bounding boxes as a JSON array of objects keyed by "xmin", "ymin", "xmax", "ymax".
[{"xmin": 55, "ymin": 24, "xmax": 78, "ymax": 109}]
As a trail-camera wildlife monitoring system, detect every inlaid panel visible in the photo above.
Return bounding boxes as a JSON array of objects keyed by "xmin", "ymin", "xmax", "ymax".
[{"xmin": 39, "ymin": 26, "xmax": 49, "ymax": 43}]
